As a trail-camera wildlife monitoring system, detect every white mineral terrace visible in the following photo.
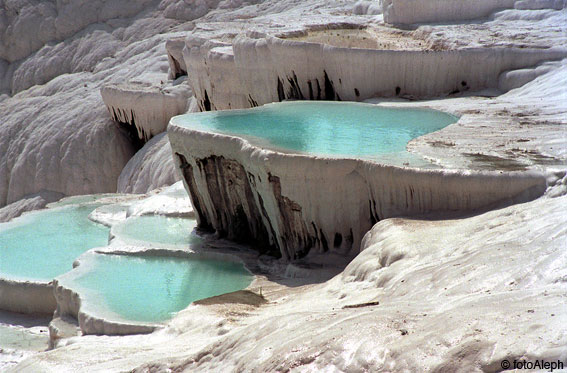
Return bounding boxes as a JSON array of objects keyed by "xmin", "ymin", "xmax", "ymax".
[{"xmin": 168, "ymin": 104, "xmax": 552, "ymax": 260}]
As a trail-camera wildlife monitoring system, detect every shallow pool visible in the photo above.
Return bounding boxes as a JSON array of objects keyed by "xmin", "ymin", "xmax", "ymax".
[
  {"xmin": 112, "ymin": 215, "xmax": 202, "ymax": 247},
  {"xmin": 67, "ymin": 254, "xmax": 253, "ymax": 322},
  {"xmin": 171, "ymin": 101, "xmax": 458, "ymax": 158},
  {"xmin": 0, "ymin": 205, "xmax": 109, "ymax": 281}
]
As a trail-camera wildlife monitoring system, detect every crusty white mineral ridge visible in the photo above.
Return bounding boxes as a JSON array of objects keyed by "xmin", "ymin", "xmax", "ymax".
[
  {"xmin": 101, "ymin": 79, "xmax": 191, "ymax": 143},
  {"xmin": 382, "ymin": 0, "xmax": 515, "ymax": 24},
  {"xmin": 383, "ymin": 0, "xmax": 566, "ymax": 24},
  {"xmin": 0, "ymin": 1, "xmax": 197, "ymax": 209},
  {"xmin": 0, "ymin": 90, "xmax": 136, "ymax": 207},
  {"xmin": 124, "ymin": 181, "xmax": 194, "ymax": 218},
  {"xmin": 0, "ymin": 190, "xmax": 64, "ymax": 223},
  {"xmin": 0, "ymin": 0, "xmax": 358, "ymax": 211},
  {"xmin": 183, "ymin": 14, "xmax": 567, "ymax": 111}
]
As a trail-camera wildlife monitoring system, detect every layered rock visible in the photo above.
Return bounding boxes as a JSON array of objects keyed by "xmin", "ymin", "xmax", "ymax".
[
  {"xmin": 0, "ymin": 278, "xmax": 56, "ymax": 314},
  {"xmin": 0, "ymin": 1, "xmax": 188, "ymax": 209},
  {"xmin": 184, "ymin": 31, "xmax": 567, "ymax": 111},
  {"xmin": 382, "ymin": 0, "xmax": 516, "ymax": 24},
  {"xmin": 166, "ymin": 38, "xmax": 188, "ymax": 79}
]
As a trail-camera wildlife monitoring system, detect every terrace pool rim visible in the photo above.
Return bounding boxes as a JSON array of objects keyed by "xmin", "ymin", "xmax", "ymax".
[
  {"xmin": 169, "ymin": 100, "xmax": 460, "ymax": 164},
  {"xmin": 53, "ymin": 247, "xmax": 255, "ymax": 335}
]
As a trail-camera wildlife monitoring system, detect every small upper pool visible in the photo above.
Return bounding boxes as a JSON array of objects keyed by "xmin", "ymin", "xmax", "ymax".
[
  {"xmin": 0, "ymin": 204, "xmax": 109, "ymax": 281},
  {"xmin": 171, "ymin": 101, "xmax": 458, "ymax": 159},
  {"xmin": 60, "ymin": 253, "xmax": 253, "ymax": 323}
]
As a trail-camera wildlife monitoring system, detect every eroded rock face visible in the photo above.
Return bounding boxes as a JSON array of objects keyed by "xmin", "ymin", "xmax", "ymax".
[
  {"xmin": 169, "ymin": 119, "xmax": 550, "ymax": 260},
  {"xmin": 177, "ymin": 153, "xmax": 280, "ymax": 257}
]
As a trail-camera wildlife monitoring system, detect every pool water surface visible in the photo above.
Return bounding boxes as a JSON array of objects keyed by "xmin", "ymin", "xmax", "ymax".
[
  {"xmin": 0, "ymin": 204, "xmax": 109, "ymax": 281},
  {"xmin": 64, "ymin": 253, "xmax": 252, "ymax": 322},
  {"xmin": 171, "ymin": 101, "xmax": 458, "ymax": 159}
]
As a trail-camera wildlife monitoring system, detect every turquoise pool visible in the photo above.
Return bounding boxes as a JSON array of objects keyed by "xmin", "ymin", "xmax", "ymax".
[
  {"xmin": 0, "ymin": 205, "xmax": 109, "ymax": 281},
  {"xmin": 171, "ymin": 101, "xmax": 458, "ymax": 158},
  {"xmin": 112, "ymin": 215, "xmax": 202, "ymax": 247},
  {"xmin": 65, "ymin": 253, "xmax": 253, "ymax": 322}
]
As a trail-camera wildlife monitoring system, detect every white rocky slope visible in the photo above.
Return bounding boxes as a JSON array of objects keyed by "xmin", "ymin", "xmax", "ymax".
[
  {"xmin": 0, "ymin": 2, "xmax": 175, "ymax": 208},
  {"xmin": 168, "ymin": 191, "xmax": 567, "ymax": 372},
  {"xmin": 11, "ymin": 179, "xmax": 566, "ymax": 372},
  {"xmin": 117, "ymin": 133, "xmax": 180, "ymax": 194},
  {"xmin": 0, "ymin": 0, "xmax": 356, "ymax": 213}
]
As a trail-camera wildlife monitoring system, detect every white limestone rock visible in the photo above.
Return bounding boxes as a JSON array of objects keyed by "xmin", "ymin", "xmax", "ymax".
[
  {"xmin": 117, "ymin": 133, "xmax": 181, "ymax": 194},
  {"xmin": 382, "ymin": 0, "xmax": 516, "ymax": 24},
  {"xmin": 353, "ymin": 0, "xmax": 383, "ymax": 15},
  {"xmin": 3, "ymin": 1, "xmax": 567, "ymax": 371},
  {"xmin": 0, "ymin": 2, "xmax": 188, "ymax": 208},
  {"xmin": 14, "ymin": 191, "xmax": 565, "ymax": 372},
  {"xmin": 185, "ymin": 30, "xmax": 567, "ymax": 110},
  {"xmin": 126, "ymin": 181, "xmax": 194, "ymax": 218},
  {"xmin": 166, "ymin": 38, "xmax": 188, "ymax": 79},
  {"xmin": 169, "ymin": 108, "xmax": 549, "ymax": 260},
  {"xmin": 158, "ymin": 0, "xmax": 263, "ymax": 21},
  {"xmin": 404, "ymin": 58, "xmax": 567, "ymax": 168},
  {"xmin": 0, "ymin": 89, "xmax": 136, "ymax": 207},
  {"xmin": 498, "ymin": 62, "xmax": 556, "ymax": 92},
  {"xmin": 0, "ymin": 0, "xmax": 154, "ymax": 64},
  {"xmin": 10, "ymin": 25, "xmax": 123, "ymax": 94},
  {"xmin": 515, "ymin": 0, "xmax": 565, "ymax": 10},
  {"xmin": 0, "ymin": 190, "xmax": 64, "ymax": 223},
  {"xmin": 181, "ymin": 193, "xmax": 566, "ymax": 372}
]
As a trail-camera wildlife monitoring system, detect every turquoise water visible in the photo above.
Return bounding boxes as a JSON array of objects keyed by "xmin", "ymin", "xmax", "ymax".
[
  {"xmin": 172, "ymin": 102, "xmax": 458, "ymax": 158},
  {"xmin": 70, "ymin": 254, "xmax": 253, "ymax": 322},
  {"xmin": 112, "ymin": 216, "xmax": 202, "ymax": 246},
  {"xmin": 0, "ymin": 205, "xmax": 109, "ymax": 281}
]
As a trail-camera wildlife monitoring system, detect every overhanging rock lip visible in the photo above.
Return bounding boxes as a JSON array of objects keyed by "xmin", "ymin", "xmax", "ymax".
[{"xmin": 0, "ymin": 276, "xmax": 56, "ymax": 314}]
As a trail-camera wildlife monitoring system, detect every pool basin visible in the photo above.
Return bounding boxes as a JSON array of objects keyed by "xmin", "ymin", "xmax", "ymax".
[
  {"xmin": 171, "ymin": 101, "xmax": 458, "ymax": 160},
  {"xmin": 54, "ymin": 251, "xmax": 253, "ymax": 333},
  {"xmin": 0, "ymin": 204, "xmax": 109, "ymax": 282}
]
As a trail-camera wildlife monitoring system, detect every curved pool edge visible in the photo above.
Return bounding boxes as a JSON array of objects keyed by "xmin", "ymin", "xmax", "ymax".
[
  {"xmin": 169, "ymin": 101, "xmax": 460, "ymax": 163},
  {"xmin": 53, "ymin": 247, "xmax": 255, "ymax": 336},
  {"xmin": 0, "ymin": 277, "xmax": 56, "ymax": 314},
  {"xmin": 168, "ymin": 115, "xmax": 550, "ymax": 260},
  {"xmin": 0, "ymin": 201, "xmax": 114, "ymax": 316}
]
